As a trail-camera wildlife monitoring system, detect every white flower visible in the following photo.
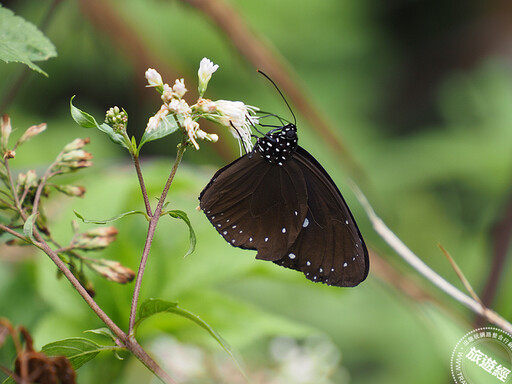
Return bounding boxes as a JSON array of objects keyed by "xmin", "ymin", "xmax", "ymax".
[
  {"xmin": 173, "ymin": 78, "xmax": 187, "ymax": 98},
  {"xmin": 168, "ymin": 99, "xmax": 191, "ymax": 115},
  {"xmin": 213, "ymin": 100, "xmax": 258, "ymax": 152},
  {"xmin": 161, "ymin": 83, "xmax": 174, "ymax": 103},
  {"xmin": 183, "ymin": 116, "xmax": 200, "ymax": 150},
  {"xmin": 197, "ymin": 58, "xmax": 219, "ymax": 96},
  {"xmin": 145, "ymin": 68, "xmax": 163, "ymax": 88}
]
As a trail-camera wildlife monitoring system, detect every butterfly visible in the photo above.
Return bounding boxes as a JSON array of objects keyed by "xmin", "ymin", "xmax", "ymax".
[{"xmin": 198, "ymin": 75, "xmax": 369, "ymax": 287}]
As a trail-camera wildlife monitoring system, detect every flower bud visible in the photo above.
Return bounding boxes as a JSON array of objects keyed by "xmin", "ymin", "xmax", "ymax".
[
  {"xmin": 195, "ymin": 98, "xmax": 217, "ymax": 113},
  {"xmin": 205, "ymin": 133, "xmax": 219, "ymax": 143},
  {"xmin": 168, "ymin": 99, "xmax": 191, "ymax": 115},
  {"xmin": 17, "ymin": 123, "xmax": 46, "ymax": 146},
  {"xmin": 90, "ymin": 259, "xmax": 135, "ymax": 284},
  {"xmin": 25, "ymin": 170, "xmax": 38, "ymax": 188},
  {"xmin": 60, "ymin": 150, "xmax": 93, "ymax": 163},
  {"xmin": 84, "ymin": 227, "xmax": 118, "ymax": 237},
  {"xmin": 1, "ymin": 115, "xmax": 11, "ymax": 150},
  {"xmin": 55, "ymin": 184, "xmax": 86, "ymax": 197},
  {"xmin": 145, "ymin": 68, "xmax": 164, "ymax": 91},
  {"xmin": 161, "ymin": 84, "xmax": 174, "ymax": 104},
  {"xmin": 197, "ymin": 58, "xmax": 219, "ymax": 97},
  {"xmin": 16, "ymin": 172, "xmax": 27, "ymax": 190},
  {"xmin": 63, "ymin": 138, "xmax": 90, "ymax": 152},
  {"xmin": 172, "ymin": 78, "xmax": 187, "ymax": 98},
  {"xmin": 3, "ymin": 150, "xmax": 15, "ymax": 159},
  {"xmin": 105, "ymin": 107, "xmax": 128, "ymax": 133},
  {"xmin": 73, "ymin": 226, "xmax": 118, "ymax": 250}
]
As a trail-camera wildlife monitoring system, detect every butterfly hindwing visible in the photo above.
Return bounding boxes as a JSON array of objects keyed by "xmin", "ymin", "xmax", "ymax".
[{"xmin": 273, "ymin": 146, "xmax": 369, "ymax": 287}]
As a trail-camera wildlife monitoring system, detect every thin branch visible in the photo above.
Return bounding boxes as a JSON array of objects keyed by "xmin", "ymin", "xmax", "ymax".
[
  {"xmin": 438, "ymin": 244, "xmax": 484, "ymax": 307},
  {"xmin": 30, "ymin": 231, "xmax": 176, "ymax": 384},
  {"xmin": 128, "ymin": 142, "xmax": 187, "ymax": 335},
  {"xmin": 3, "ymin": 159, "xmax": 24, "ymax": 217},
  {"xmin": 0, "ymin": 223, "xmax": 28, "ymax": 242},
  {"xmin": 131, "ymin": 154, "xmax": 152, "ymax": 217},
  {"xmin": 353, "ymin": 184, "xmax": 512, "ymax": 335}
]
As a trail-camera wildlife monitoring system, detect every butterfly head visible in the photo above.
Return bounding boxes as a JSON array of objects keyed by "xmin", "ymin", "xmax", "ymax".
[{"xmin": 255, "ymin": 123, "xmax": 298, "ymax": 166}]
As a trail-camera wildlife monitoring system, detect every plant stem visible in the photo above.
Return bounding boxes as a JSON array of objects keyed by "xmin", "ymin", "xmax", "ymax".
[
  {"xmin": 0, "ymin": 223, "xmax": 28, "ymax": 242},
  {"xmin": 3, "ymin": 159, "xmax": 24, "ymax": 217},
  {"xmin": 354, "ymin": 184, "xmax": 512, "ymax": 335},
  {"xmin": 128, "ymin": 142, "xmax": 187, "ymax": 335},
  {"xmin": 131, "ymin": 154, "xmax": 153, "ymax": 216},
  {"xmin": 31, "ymin": 231, "xmax": 176, "ymax": 383}
]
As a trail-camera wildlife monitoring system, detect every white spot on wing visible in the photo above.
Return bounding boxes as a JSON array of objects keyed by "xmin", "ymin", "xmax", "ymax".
[
  {"xmin": 288, "ymin": 253, "xmax": 296, "ymax": 259},
  {"xmin": 303, "ymin": 218, "xmax": 309, "ymax": 228},
  {"xmin": 282, "ymin": 227, "xmax": 286, "ymax": 233}
]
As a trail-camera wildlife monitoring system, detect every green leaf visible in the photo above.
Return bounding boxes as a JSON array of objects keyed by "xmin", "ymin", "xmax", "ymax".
[
  {"xmin": 84, "ymin": 327, "xmax": 117, "ymax": 342},
  {"xmin": 69, "ymin": 97, "xmax": 97, "ymax": 129},
  {"xmin": 0, "ymin": 5, "xmax": 57, "ymax": 76},
  {"xmin": 73, "ymin": 209, "xmax": 149, "ymax": 224},
  {"xmin": 135, "ymin": 299, "xmax": 247, "ymax": 380},
  {"xmin": 41, "ymin": 337, "xmax": 105, "ymax": 370},
  {"xmin": 139, "ymin": 114, "xmax": 180, "ymax": 150},
  {"xmin": 22, "ymin": 213, "xmax": 37, "ymax": 244},
  {"xmin": 165, "ymin": 209, "xmax": 196, "ymax": 257},
  {"xmin": 70, "ymin": 97, "xmax": 129, "ymax": 149}
]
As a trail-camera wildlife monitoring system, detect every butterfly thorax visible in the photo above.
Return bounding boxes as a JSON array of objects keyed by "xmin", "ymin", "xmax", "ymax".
[{"xmin": 255, "ymin": 123, "xmax": 298, "ymax": 166}]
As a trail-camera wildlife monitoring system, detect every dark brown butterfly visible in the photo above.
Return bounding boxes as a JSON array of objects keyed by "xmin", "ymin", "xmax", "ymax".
[{"xmin": 198, "ymin": 120, "xmax": 369, "ymax": 287}]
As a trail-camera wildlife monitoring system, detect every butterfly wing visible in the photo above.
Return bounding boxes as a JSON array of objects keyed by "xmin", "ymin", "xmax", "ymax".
[
  {"xmin": 199, "ymin": 153, "xmax": 308, "ymax": 260},
  {"xmin": 273, "ymin": 146, "xmax": 369, "ymax": 287}
]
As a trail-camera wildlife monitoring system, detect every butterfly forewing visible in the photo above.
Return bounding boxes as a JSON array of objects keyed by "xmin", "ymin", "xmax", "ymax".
[{"xmin": 199, "ymin": 153, "xmax": 308, "ymax": 260}]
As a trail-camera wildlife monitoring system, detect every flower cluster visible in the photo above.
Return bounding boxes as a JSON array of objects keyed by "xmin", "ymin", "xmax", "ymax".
[
  {"xmin": 72, "ymin": 226, "xmax": 119, "ymax": 251},
  {"xmin": 105, "ymin": 106, "xmax": 128, "ymax": 133},
  {"xmin": 144, "ymin": 58, "xmax": 258, "ymax": 151},
  {"xmin": 51, "ymin": 137, "xmax": 93, "ymax": 174}
]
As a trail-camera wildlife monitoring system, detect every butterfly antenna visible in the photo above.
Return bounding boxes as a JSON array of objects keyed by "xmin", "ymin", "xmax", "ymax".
[{"xmin": 257, "ymin": 70, "xmax": 296, "ymax": 125}]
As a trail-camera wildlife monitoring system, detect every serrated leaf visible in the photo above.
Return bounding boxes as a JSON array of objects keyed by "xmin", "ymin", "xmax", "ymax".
[
  {"xmin": 74, "ymin": 209, "xmax": 149, "ymax": 224},
  {"xmin": 0, "ymin": 6, "xmax": 57, "ymax": 76},
  {"xmin": 70, "ymin": 97, "xmax": 129, "ymax": 149},
  {"xmin": 135, "ymin": 299, "xmax": 248, "ymax": 380},
  {"xmin": 22, "ymin": 213, "xmax": 37, "ymax": 244},
  {"xmin": 41, "ymin": 337, "xmax": 104, "ymax": 370},
  {"xmin": 139, "ymin": 114, "xmax": 180, "ymax": 150},
  {"xmin": 166, "ymin": 209, "xmax": 196, "ymax": 257}
]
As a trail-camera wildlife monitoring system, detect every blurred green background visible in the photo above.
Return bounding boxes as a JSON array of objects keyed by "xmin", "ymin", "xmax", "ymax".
[{"xmin": 1, "ymin": 0, "xmax": 512, "ymax": 383}]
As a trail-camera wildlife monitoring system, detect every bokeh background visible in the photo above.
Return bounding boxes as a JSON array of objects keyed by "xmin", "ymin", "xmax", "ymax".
[{"xmin": 2, "ymin": 0, "xmax": 512, "ymax": 383}]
